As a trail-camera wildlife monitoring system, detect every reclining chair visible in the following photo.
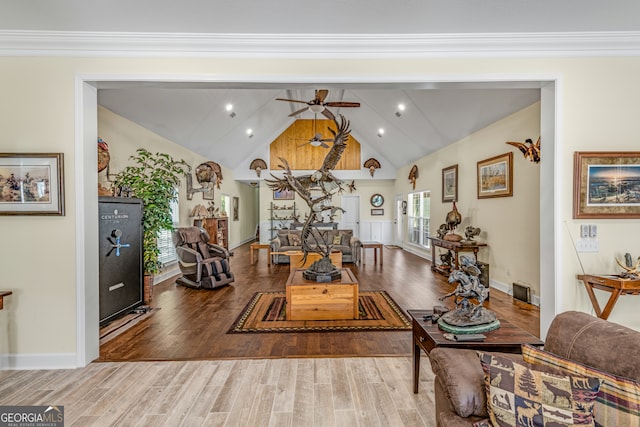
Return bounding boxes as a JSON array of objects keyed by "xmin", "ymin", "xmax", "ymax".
[{"xmin": 172, "ymin": 226, "xmax": 235, "ymax": 289}]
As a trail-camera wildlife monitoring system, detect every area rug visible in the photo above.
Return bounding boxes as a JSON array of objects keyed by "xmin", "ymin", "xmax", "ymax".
[{"xmin": 229, "ymin": 291, "xmax": 411, "ymax": 333}]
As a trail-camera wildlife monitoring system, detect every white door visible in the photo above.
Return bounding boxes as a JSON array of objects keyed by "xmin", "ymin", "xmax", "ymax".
[
  {"xmin": 394, "ymin": 194, "xmax": 404, "ymax": 246},
  {"xmin": 341, "ymin": 195, "xmax": 360, "ymax": 237}
]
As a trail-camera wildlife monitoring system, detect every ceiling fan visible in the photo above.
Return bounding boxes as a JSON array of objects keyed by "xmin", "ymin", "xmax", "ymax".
[
  {"xmin": 276, "ymin": 89, "xmax": 360, "ymax": 120},
  {"xmin": 296, "ymin": 113, "xmax": 332, "ymax": 149}
]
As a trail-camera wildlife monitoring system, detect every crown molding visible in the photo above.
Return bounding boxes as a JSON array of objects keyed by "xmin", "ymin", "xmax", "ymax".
[{"xmin": 1, "ymin": 30, "xmax": 640, "ymax": 58}]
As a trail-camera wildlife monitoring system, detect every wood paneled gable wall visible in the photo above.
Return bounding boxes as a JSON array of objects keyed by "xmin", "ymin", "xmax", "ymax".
[{"xmin": 270, "ymin": 119, "xmax": 361, "ymax": 170}]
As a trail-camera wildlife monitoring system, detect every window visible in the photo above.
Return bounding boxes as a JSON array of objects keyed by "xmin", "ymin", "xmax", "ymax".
[
  {"xmin": 408, "ymin": 191, "xmax": 431, "ymax": 248},
  {"xmin": 157, "ymin": 196, "xmax": 179, "ymax": 266}
]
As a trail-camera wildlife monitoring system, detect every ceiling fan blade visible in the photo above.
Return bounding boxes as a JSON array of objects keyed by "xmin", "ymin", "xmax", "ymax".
[
  {"xmin": 315, "ymin": 89, "xmax": 329, "ymax": 103},
  {"xmin": 288, "ymin": 106, "xmax": 310, "ymax": 117},
  {"xmin": 276, "ymin": 98, "xmax": 310, "ymax": 104},
  {"xmin": 321, "ymin": 108, "xmax": 335, "ymax": 120},
  {"xmin": 325, "ymin": 102, "xmax": 360, "ymax": 107},
  {"xmin": 320, "ymin": 142, "xmax": 330, "ymax": 149},
  {"xmin": 297, "ymin": 142, "xmax": 311, "ymax": 147}
]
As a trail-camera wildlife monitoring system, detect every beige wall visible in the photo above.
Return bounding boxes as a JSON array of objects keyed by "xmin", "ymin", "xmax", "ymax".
[
  {"xmin": 396, "ymin": 103, "xmax": 541, "ymax": 299},
  {"xmin": 98, "ymin": 106, "xmax": 258, "ymax": 247},
  {"xmin": 1, "ymin": 55, "xmax": 640, "ymax": 367}
]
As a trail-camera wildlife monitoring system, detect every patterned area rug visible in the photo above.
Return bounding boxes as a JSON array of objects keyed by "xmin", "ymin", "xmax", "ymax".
[{"xmin": 229, "ymin": 290, "xmax": 411, "ymax": 333}]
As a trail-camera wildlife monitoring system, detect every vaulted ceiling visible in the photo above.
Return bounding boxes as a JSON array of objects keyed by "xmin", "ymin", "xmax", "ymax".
[{"xmin": 97, "ymin": 83, "xmax": 541, "ymax": 176}]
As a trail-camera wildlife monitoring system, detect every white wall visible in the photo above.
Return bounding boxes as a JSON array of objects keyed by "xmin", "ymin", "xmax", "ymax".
[{"xmin": 1, "ymin": 55, "xmax": 640, "ymax": 368}]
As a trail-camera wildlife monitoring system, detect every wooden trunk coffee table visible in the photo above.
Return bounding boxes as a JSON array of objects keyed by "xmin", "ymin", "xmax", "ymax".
[
  {"xmin": 286, "ymin": 268, "xmax": 358, "ymax": 321},
  {"xmin": 407, "ymin": 309, "xmax": 543, "ymax": 393}
]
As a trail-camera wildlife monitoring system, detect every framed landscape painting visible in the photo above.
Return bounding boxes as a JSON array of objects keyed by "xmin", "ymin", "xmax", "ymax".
[
  {"xmin": 0, "ymin": 153, "xmax": 65, "ymax": 215},
  {"xmin": 477, "ymin": 152, "xmax": 513, "ymax": 199},
  {"xmin": 573, "ymin": 151, "xmax": 640, "ymax": 218},
  {"xmin": 273, "ymin": 188, "xmax": 294, "ymax": 200},
  {"xmin": 442, "ymin": 164, "xmax": 458, "ymax": 202}
]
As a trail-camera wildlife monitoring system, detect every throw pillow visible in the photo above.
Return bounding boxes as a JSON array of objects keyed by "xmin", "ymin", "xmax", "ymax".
[
  {"xmin": 522, "ymin": 344, "xmax": 640, "ymax": 427},
  {"xmin": 278, "ymin": 233, "xmax": 289, "ymax": 246},
  {"xmin": 288, "ymin": 233, "xmax": 301, "ymax": 246},
  {"xmin": 478, "ymin": 351, "xmax": 602, "ymax": 427},
  {"xmin": 332, "ymin": 234, "xmax": 342, "ymax": 245},
  {"xmin": 341, "ymin": 232, "xmax": 353, "ymax": 246}
]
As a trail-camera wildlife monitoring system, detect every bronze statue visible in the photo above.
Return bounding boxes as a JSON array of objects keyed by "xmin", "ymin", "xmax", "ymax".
[{"xmin": 266, "ymin": 115, "xmax": 354, "ymax": 281}]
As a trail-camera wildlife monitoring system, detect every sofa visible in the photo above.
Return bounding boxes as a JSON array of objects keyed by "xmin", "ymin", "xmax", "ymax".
[
  {"xmin": 270, "ymin": 228, "xmax": 361, "ymax": 264},
  {"xmin": 429, "ymin": 311, "xmax": 640, "ymax": 427}
]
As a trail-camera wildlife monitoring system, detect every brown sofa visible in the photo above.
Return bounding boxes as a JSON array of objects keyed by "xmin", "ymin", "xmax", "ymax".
[
  {"xmin": 270, "ymin": 228, "xmax": 361, "ymax": 264},
  {"xmin": 429, "ymin": 311, "xmax": 640, "ymax": 426}
]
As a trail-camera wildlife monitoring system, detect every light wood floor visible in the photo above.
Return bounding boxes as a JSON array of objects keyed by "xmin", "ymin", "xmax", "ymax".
[
  {"xmin": 0, "ymin": 357, "xmax": 437, "ymax": 427},
  {"xmin": 99, "ymin": 242, "xmax": 539, "ymax": 361}
]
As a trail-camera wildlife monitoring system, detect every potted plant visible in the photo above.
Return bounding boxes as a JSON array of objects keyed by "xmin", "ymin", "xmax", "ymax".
[{"xmin": 113, "ymin": 148, "xmax": 190, "ymax": 302}]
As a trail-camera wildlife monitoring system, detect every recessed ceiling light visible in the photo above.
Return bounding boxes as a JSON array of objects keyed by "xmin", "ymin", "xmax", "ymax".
[
  {"xmin": 377, "ymin": 128, "xmax": 385, "ymax": 137},
  {"xmin": 246, "ymin": 128, "xmax": 253, "ymax": 138},
  {"xmin": 395, "ymin": 103, "xmax": 405, "ymax": 117},
  {"xmin": 226, "ymin": 104, "xmax": 236, "ymax": 118}
]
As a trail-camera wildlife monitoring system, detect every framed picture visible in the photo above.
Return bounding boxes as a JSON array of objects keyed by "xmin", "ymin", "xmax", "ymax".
[
  {"xmin": 573, "ymin": 151, "xmax": 640, "ymax": 219},
  {"xmin": 477, "ymin": 152, "xmax": 513, "ymax": 199},
  {"xmin": 442, "ymin": 164, "xmax": 458, "ymax": 202},
  {"xmin": 232, "ymin": 196, "xmax": 239, "ymax": 221},
  {"xmin": 273, "ymin": 189, "xmax": 294, "ymax": 200},
  {"xmin": 0, "ymin": 153, "xmax": 65, "ymax": 215},
  {"xmin": 371, "ymin": 208, "xmax": 384, "ymax": 216}
]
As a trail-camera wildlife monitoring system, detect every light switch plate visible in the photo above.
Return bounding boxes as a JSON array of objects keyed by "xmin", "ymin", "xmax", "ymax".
[
  {"xmin": 589, "ymin": 224, "xmax": 598, "ymax": 238},
  {"xmin": 580, "ymin": 224, "xmax": 590, "ymax": 238}
]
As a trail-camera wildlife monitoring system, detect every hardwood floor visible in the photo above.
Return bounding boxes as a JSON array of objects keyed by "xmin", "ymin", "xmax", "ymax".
[
  {"xmin": 0, "ymin": 357, "xmax": 438, "ymax": 427},
  {"xmin": 99, "ymin": 243, "xmax": 540, "ymax": 362}
]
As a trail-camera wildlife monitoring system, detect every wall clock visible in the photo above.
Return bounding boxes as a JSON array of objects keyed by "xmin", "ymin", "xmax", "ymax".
[{"xmin": 370, "ymin": 194, "xmax": 384, "ymax": 207}]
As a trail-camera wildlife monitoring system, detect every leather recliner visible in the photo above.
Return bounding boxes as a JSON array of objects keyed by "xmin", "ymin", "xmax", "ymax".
[{"xmin": 172, "ymin": 226, "xmax": 234, "ymax": 289}]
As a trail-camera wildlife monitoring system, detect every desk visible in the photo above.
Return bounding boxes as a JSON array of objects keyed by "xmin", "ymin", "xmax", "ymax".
[
  {"xmin": 361, "ymin": 241, "xmax": 383, "ymax": 265},
  {"xmin": 428, "ymin": 237, "xmax": 486, "ymax": 275},
  {"xmin": 577, "ymin": 274, "xmax": 640, "ymax": 320},
  {"xmin": 250, "ymin": 242, "xmax": 271, "ymax": 265},
  {"xmin": 407, "ymin": 309, "xmax": 543, "ymax": 393}
]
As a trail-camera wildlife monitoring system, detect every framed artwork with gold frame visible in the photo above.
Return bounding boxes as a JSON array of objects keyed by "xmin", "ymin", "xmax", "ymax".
[
  {"xmin": 477, "ymin": 152, "xmax": 513, "ymax": 199},
  {"xmin": 573, "ymin": 151, "xmax": 640, "ymax": 219}
]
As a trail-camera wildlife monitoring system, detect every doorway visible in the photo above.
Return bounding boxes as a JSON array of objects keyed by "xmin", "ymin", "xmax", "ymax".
[
  {"xmin": 394, "ymin": 194, "xmax": 404, "ymax": 246},
  {"xmin": 77, "ymin": 76, "xmax": 558, "ymax": 366}
]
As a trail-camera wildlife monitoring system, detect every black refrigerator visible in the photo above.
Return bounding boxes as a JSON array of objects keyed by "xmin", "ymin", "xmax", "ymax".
[{"xmin": 98, "ymin": 196, "xmax": 144, "ymax": 326}]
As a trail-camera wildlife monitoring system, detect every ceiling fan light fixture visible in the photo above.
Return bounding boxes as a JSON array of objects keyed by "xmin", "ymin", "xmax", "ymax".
[{"xmin": 309, "ymin": 104, "xmax": 325, "ymax": 114}]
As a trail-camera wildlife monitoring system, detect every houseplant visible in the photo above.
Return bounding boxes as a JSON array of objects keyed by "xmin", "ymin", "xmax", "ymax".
[{"xmin": 113, "ymin": 148, "xmax": 190, "ymax": 302}]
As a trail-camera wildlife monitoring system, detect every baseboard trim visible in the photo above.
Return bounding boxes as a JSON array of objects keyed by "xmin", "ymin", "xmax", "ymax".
[{"xmin": 0, "ymin": 353, "xmax": 78, "ymax": 370}]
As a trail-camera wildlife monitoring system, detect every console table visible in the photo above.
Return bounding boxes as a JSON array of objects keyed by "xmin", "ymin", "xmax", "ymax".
[
  {"xmin": 428, "ymin": 237, "xmax": 486, "ymax": 276},
  {"xmin": 577, "ymin": 274, "xmax": 640, "ymax": 320}
]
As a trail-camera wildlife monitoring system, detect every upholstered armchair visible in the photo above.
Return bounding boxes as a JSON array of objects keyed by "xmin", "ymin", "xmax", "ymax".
[{"xmin": 172, "ymin": 226, "xmax": 234, "ymax": 289}]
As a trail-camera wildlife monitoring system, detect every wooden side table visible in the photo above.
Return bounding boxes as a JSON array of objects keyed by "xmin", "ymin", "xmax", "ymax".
[
  {"xmin": 407, "ymin": 309, "xmax": 543, "ymax": 393},
  {"xmin": 361, "ymin": 241, "xmax": 383, "ymax": 265},
  {"xmin": 250, "ymin": 242, "xmax": 271, "ymax": 265},
  {"xmin": 577, "ymin": 274, "xmax": 640, "ymax": 320},
  {"xmin": 0, "ymin": 291, "xmax": 12, "ymax": 310}
]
